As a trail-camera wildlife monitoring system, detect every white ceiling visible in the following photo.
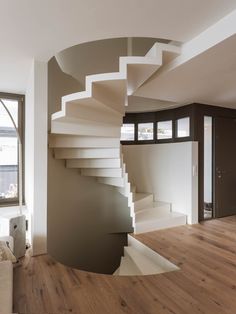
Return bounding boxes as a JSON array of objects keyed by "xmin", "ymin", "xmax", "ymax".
[
  {"xmin": 1, "ymin": 0, "xmax": 236, "ymax": 93},
  {"xmin": 136, "ymin": 34, "xmax": 236, "ymax": 109}
]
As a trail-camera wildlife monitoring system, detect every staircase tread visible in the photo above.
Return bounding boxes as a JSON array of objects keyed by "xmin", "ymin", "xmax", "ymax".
[
  {"xmin": 133, "ymin": 193, "xmax": 153, "ymax": 202},
  {"xmin": 124, "ymin": 246, "xmax": 165, "ymax": 275},
  {"xmin": 135, "ymin": 210, "xmax": 186, "ymax": 224},
  {"xmin": 119, "ymin": 256, "xmax": 142, "ymax": 276},
  {"xmin": 135, "ymin": 202, "xmax": 170, "ymax": 215}
]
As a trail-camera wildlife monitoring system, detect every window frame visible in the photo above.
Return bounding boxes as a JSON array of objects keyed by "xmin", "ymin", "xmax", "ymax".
[
  {"xmin": 175, "ymin": 116, "xmax": 191, "ymax": 140},
  {"xmin": 156, "ymin": 119, "xmax": 174, "ymax": 143},
  {"xmin": 0, "ymin": 92, "xmax": 25, "ymax": 207},
  {"xmin": 120, "ymin": 123, "xmax": 135, "ymax": 143},
  {"xmin": 137, "ymin": 122, "xmax": 155, "ymax": 143}
]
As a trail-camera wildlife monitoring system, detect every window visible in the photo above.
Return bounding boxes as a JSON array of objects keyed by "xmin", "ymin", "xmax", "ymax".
[
  {"xmin": 0, "ymin": 94, "xmax": 24, "ymax": 205},
  {"xmin": 157, "ymin": 120, "xmax": 172, "ymax": 140},
  {"xmin": 120, "ymin": 123, "xmax": 135, "ymax": 141},
  {"xmin": 176, "ymin": 117, "xmax": 190, "ymax": 138},
  {"xmin": 138, "ymin": 123, "xmax": 154, "ymax": 141}
]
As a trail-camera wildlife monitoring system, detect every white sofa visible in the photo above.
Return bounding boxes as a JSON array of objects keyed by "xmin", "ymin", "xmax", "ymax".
[{"xmin": 0, "ymin": 236, "xmax": 14, "ymax": 314}]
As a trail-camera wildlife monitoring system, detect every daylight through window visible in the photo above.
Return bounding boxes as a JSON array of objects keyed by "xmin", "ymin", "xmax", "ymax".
[{"xmin": 0, "ymin": 95, "xmax": 23, "ymax": 204}]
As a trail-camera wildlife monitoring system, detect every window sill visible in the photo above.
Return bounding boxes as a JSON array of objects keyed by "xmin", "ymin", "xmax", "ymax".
[{"xmin": 0, "ymin": 205, "xmax": 28, "ymax": 217}]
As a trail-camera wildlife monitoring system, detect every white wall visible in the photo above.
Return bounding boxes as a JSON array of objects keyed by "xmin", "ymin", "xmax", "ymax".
[
  {"xmin": 25, "ymin": 60, "xmax": 48, "ymax": 255},
  {"xmin": 123, "ymin": 142, "xmax": 198, "ymax": 224}
]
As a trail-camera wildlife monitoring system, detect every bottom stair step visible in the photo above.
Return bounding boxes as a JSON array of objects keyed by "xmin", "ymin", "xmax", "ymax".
[
  {"xmin": 134, "ymin": 210, "xmax": 187, "ymax": 234},
  {"xmin": 113, "ymin": 235, "xmax": 179, "ymax": 276},
  {"xmin": 118, "ymin": 256, "xmax": 142, "ymax": 276},
  {"xmin": 124, "ymin": 246, "xmax": 165, "ymax": 275}
]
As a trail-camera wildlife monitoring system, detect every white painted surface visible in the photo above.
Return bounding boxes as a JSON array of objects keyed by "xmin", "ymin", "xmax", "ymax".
[
  {"xmin": 128, "ymin": 235, "xmax": 179, "ymax": 271},
  {"xmin": 25, "ymin": 60, "xmax": 48, "ymax": 255},
  {"xmin": 123, "ymin": 142, "xmax": 198, "ymax": 224},
  {"xmin": 136, "ymin": 13, "xmax": 236, "ymax": 109},
  {"xmin": 134, "ymin": 211, "xmax": 187, "ymax": 234},
  {"xmin": 2, "ymin": 1, "xmax": 236, "ymax": 94}
]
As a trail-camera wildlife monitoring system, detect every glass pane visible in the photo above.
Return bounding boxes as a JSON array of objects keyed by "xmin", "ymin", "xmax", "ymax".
[
  {"xmin": 120, "ymin": 123, "xmax": 135, "ymax": 141},
  {"xmin": 0, "ymin": 99, "xmax": 18, "ymax": 128},
  {"xmin": 138, "ymin": 123, "xmax": 154, "ymax": 141},
  {"xmin": 204, "ymin": 116, "xmax": 213, "ymax": 219},
  {"xmin": 0, "ymin": 98, "xmax": 18, "ymax": 200},
  {"xmin": 177, "ymin": 117, "xmax": 190, "ymax": 138},
  {"xmin": 157, "ymin": 120, "xmax": 172, "ymax": 140}
]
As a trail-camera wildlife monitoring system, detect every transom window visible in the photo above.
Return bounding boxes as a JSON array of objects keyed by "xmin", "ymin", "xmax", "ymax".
[
  {"xmin": 0, "ymin": 94, "xmax": 24, "ymax": 205},
  {"xmin": 176, "ymin": 117, "xmax": 190, "ymax": 138},
  {"xmin": 120, "ymin": 123, "xmax": 135, "ymax": 141},
  {"xmin": 138, "ymin": 123, "xmax": 154, "ymax": 141},
  {"xmin": 157, "ymin": 120, "xmax": 173, "ymax": 140}
]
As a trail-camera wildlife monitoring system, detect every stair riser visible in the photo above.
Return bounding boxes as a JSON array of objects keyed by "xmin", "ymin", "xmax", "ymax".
[
  {"xmin": 66, "ymin": 158, "xmax": 121, "ymax": 169},
  {"xmin": 63, "ymin": 104, "xmax": 123, "ymax": 125},
  {"xmin": 134, "ymin": 215, "xmax": 187, "ymax": 234},
  {"xmin": 134, "ymin": 195, "xmax": 154, "ymax": 212},
  {"xmin": 51, "ymin": 121, "xmax": 121, "ymax": 137},
  {"xmin": 98, "ymin": 177, "xmax": 124, "ymax": 187},
  {"xmin": 81, "ymin": 168, "xmax": 123, "ymax": 178},
  {"xmin": 54, "ymin": 148, "xmax": 120, "ymax": 159},
  {"xmin": 135, "ymin": 205, "xmax": 171, "ymax": 218},
  {"xmin": 49, "ymin": 136, "xmax": 120, "ymax": 149}
]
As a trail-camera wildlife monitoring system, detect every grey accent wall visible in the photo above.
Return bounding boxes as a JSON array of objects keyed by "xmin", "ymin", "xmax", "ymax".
[{"xmin": 47, "ymin": 58, "xmax": 132, "ymax": 274}]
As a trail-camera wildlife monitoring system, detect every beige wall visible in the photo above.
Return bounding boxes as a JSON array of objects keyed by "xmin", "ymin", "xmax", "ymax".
[
  {"xmin": 47, "ymin": 58, "xmax": 132, "ymax": 274},
  {"xmin": 123, "ymin": 142, "xmax": 198, "ymax": 224}
]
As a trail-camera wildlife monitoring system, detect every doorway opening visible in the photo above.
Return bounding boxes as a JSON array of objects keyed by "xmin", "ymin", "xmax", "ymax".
[{"xmin": 203, "ymin": 116, "xmax": 213, "ymax": 220}]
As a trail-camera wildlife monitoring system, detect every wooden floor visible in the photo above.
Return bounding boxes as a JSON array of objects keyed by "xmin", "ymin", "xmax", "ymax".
[{"xmin": 14, "ymin": 216, "xmax": 236, "ymax": 314}]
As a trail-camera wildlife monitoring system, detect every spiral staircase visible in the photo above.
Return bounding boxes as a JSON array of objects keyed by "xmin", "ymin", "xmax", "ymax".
[{"xmin": 49, "ymin": 42, "xmax": 187, "ymax": 236}]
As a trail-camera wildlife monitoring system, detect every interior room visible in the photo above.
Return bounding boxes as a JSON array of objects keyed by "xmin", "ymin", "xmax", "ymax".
[{"xmin": 1, "ymin": 1, "xmax": 236, "ymax": 313}]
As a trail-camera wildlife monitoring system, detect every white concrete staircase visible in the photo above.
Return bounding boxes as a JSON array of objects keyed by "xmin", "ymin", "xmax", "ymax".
[
  {"xmin": 113, "ymin": 234, "xmax": 179, "ymax": 276},
  {"xmin": 132, "ymin": 192, "xmax": 187, "ymax": 234},
  {"xmin": 50, "ymin": 42, "xmax": 184, "ymax": 233}
]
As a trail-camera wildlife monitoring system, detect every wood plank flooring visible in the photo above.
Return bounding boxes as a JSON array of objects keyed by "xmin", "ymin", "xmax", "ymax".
[{"xmin": 14, "ymin": 216, "xmax": 236, "ymax": 314}]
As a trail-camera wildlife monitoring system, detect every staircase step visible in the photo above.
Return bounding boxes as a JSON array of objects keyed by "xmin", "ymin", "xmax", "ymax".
[
  {"xmin": 51, "ymin": 120, "xmax": 121, "ymax": 137},
  {"xmin": 89, "ymin": 73, "xmax": 127, "ymax": 112},
  {"xmin": 54, "ymin": 148, "xmax": 120, "ymax": 159},
  {"xmin": 49, "ymin": 135, "xmax": 120, "ymax": 148},
  {"xmin": 131, "ymin": 185, "xmax": 136, "ymax": 193},
  {"xmin": 128, "ymin": 235, "xmax": 179, "ymax": 272},
  {"xmin": 135, "ymin": 201, "xmax": 171, "ymax": 217},
  {"xmin": 124, "ymin": 246, "xmax": 165, "ymax": 275},
  {"xmin": 120, "ymin": 56, "xmax": 161, "ymax": 95},
  {"xmin": 113, "ymin": 266, "xmax": 120, "ymax": 275},
  {"xmin": 66, "ymin": 158, "xmax": 121, "ymax": 169},
  {"xmin": 134, "ymin": 193, "xmax": 154, "ymax": 212},
  {"xmin": 134, "ymin": 211, "xmax": 187, "ymax": 234},
  {"xmin": 117, "ymin": 256, "xmax": 142, "ymax": 276},
  {"xmin": 145, "ymin": 42, "xmax": 181, "ymax": 63},
  {"xmin": 97, "ymin": 177, "xmax": 125, "ymax": 187},
  {"xmin": 81, "ymin": 168, "xmax": 123, "ymax": 178},
  {"xmin": 61, "ymin": 92, "xmax": 125, "ymax": 116},
  {"xmin": 52, "ymin": 102, "xmax": 123, "ymax": 126}
]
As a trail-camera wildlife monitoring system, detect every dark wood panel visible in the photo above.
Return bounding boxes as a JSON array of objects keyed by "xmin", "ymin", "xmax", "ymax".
[{"xmin": 14, "ymin": 216, "xmax": 236, "ymax": 314}]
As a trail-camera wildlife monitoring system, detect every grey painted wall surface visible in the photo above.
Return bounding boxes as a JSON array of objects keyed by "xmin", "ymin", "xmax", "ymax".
[{"xmin": 47, "ymin": 58, "xmax": 132, "ymax": 274}]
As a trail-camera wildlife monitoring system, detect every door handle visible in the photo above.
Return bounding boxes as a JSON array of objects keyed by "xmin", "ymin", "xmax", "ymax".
[
  {"xmin": 216, "ymin": 168, "xmax": 222, "ymax": 178},
  {"xmin": 216, "ymin": 168, "xmax": 226, "ymax": 178}
]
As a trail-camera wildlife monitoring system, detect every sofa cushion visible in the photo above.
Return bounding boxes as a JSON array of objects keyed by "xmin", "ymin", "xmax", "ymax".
[
  {"xmin": 0, "ymin": 241, "xmax": 17, "ymax": 263},
  {"xmin": 0, "ymin": 260, "xmax": 13, "ymax": 314}
]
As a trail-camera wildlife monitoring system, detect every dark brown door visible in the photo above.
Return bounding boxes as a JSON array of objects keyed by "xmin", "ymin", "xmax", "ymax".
[{"xmin": 215, "ymin": 117, "xmax": 236, "ymax": 218}]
